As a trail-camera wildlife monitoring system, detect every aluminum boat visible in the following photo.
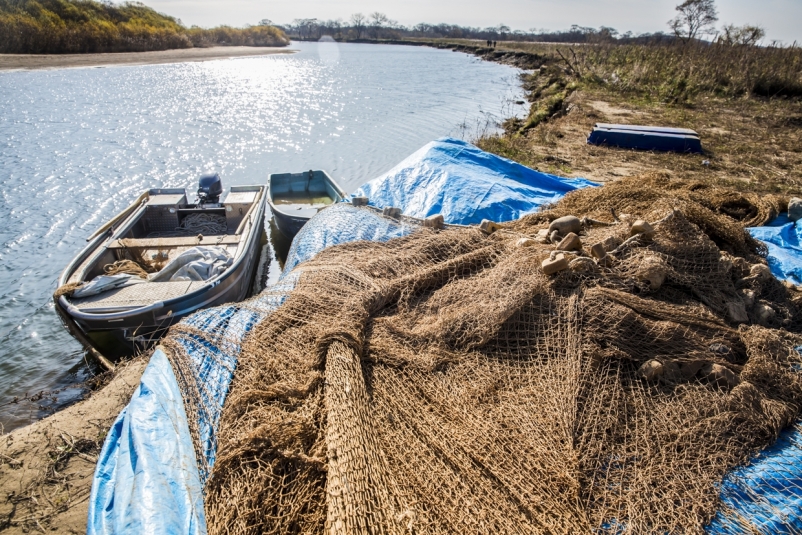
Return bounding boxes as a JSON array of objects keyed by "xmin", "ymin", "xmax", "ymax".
[
  {"xmin": 268, "ymin": 169, "xmax": 347, "ymax": 239},
  {"xmin": 55, "ymin": 174, "xmax": 265, "ymax": 364}
]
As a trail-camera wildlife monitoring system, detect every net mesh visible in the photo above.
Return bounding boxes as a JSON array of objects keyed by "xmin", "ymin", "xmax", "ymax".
[{"xmin": 176, "ymin": 177, "xmax": 801, "ymax": 534}]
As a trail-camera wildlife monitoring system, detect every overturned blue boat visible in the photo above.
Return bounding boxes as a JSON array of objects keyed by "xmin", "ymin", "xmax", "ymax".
[{"xmin": 587, "ymin": 123, "xmax": 703, "ymax": 153}]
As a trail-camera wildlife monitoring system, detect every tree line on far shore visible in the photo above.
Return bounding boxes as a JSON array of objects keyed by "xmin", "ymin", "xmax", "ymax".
[
  {"xmin": 0, "ymin": 0, "xmax": 288, "ymax": 54},
  {"xmin": 281, "ymin": 0, "xmax": 777, "ymax": 48}
]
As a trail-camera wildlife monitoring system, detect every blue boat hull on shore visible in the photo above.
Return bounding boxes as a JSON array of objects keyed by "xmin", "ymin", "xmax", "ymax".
[{"xmin": 587, "ymin": 123, "xmax": 703, "ymax": 153}]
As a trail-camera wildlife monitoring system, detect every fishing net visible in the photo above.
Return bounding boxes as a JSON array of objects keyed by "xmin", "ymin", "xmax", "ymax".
[{"xmin": 176, "ymin": 176, "xmax": 801, "ymax": 534}]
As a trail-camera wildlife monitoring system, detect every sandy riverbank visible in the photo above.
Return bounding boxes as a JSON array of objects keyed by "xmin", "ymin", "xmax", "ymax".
[
  {"xmin": 0, "ymin": 46, "xmax": 296, "ymax": 71},
  {"xmin": 0, "ymin": 357, "xmax": 148, "ymax": 533}
]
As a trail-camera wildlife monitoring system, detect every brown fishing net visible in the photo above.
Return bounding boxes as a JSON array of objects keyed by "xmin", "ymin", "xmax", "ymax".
[{"xmin": 191, "ymin": 176, "xmax": 801, "ymax": 534}]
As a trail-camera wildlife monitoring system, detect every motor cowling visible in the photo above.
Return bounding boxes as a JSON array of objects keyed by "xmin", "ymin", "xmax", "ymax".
[{"xmin": 198, "ymin": 173, "xmax": 222, "ymax": 204}]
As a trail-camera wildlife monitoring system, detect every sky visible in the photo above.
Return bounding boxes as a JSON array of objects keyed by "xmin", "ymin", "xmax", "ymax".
[{"xmin": 144, "ymin": 0, "xmax": 802, "ymax": 44}]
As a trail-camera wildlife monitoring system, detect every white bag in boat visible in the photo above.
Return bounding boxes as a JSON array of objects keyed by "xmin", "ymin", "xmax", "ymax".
[{"xmin": 149, "ymin": 246, "xmax": 233, "ymax": 283}]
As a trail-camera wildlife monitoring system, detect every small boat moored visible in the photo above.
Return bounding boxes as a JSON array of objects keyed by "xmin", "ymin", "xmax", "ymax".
[
  {"xmin": 55, "ymin": 174, "xmax": 266, "ymax": 362},
  {"xmin": 268, "ymin": 169, "xmax": 347, "ymax": 239}
]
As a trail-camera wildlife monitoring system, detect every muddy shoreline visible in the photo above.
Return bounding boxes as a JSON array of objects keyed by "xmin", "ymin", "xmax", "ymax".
[
  {"xmin": 0, "ymin": 357, "xmax": 148, "ymax": 532},
  {"xmin": 0, "ymin": 46, "xmax": 295, "ymax": 71}
]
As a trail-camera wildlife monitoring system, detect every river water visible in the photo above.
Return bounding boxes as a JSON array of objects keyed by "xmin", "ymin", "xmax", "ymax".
[{"xmin": 0, "ymin": 41, "xmax": 524, "ymax": 431}]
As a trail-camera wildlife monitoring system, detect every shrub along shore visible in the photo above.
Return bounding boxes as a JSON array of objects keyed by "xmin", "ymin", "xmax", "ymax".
[{"xmin": 0, "ymin": 0, "xmax": 289, "ymax": 54}]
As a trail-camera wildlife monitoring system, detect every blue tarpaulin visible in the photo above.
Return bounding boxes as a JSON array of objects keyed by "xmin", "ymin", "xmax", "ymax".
[
  {"xmin": 87, "ymin": 349, "xmax": 206, "ymax": 535},
  {"xmin": 748, "ymin": 215, "xmax": 802, "ymax": 286},
  {"xmin": 708, "ymin": 422, "xmax": 802, "ymax": 534},
  {"xmin": 351, "ymin": 137, "xmax": 596, "ymax": 225},
  {"xmin": 86, "ymin": 277, "xmax": 297, "ymax": 533},
  {"xmin": 282, "ymin": 203, "xmax": 416, "ymax": 276},
  {"xmin": 705, "ymin": 218, "xmax": 802, "ymax": 534}
]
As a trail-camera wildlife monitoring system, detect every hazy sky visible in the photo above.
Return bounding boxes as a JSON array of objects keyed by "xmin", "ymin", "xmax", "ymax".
[{"xmin": 145, "ymin": 0, "xmax": 802, "ymax": 43}]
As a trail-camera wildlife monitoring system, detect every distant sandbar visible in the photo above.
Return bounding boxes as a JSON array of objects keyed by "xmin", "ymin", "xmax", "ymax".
[{"xmin": 0, "ymin": 46, "xmax": 296, "ymax": 71}]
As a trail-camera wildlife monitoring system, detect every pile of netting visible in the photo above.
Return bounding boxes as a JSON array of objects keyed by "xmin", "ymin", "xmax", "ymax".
[{"xmin": 185, "ymin": 175, "xmax": 802, "ymax": 534}]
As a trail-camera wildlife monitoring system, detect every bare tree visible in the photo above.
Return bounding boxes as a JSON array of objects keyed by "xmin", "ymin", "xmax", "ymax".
[
  {"xmin": 719, "ymin": 24, "xmax": 765, "ymax": 46},
  {"xmin": 668, "ymin": 0, "xmax": 718, "ymax": 43},
  {"xmin": 350, "ymin": 13, "xmax": 366, "ymax": 39},
  {"xmin": 496, "ymin": 24, "xmax": 510, "ymax": 40},
  {"xmin": 330, "ymin": 18, "xmax": 343, "ymax": 39},
  {"xmin": 369, "ymin": 12, "xmax": 389, "ymax": 38}
]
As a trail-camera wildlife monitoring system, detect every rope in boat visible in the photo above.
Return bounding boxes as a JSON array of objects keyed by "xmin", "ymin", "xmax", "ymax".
[
  {"xmin": 103, "ymin": 259, "xmax": 150, "ymax": 279},
  {"xmin": 53, "ymin": 259, "xmax": 150, "ymax": 298},
  {"xmin": 147, "ymin": 213, "xmax": 228, "ymax": 238}
]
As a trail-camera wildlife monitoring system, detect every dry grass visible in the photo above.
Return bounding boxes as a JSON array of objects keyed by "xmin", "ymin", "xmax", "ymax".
[
  {"xmin": 479, "ymin": 89, "xmax": 802, "ymax": 193},
  {"xmin": 395, "ymin": 38, "xmax": 802, "ymax": 194},
  {"xmin": 453, "ymin": 40, "xmax": 802, "ymax": 194}
]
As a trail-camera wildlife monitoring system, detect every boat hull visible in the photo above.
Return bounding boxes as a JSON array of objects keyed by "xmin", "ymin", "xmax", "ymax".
[
  {"xmin": 270, "ymin": 206, "xmax": 309, "ymax": 240},
  {"xmin": 267, "ymin": 169, "xmax": 347, "ymax": 240}
]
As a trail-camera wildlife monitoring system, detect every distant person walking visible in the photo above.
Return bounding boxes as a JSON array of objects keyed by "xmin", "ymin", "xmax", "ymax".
[{"xmin": 493, "ymin": 40, "xmax": 497, "ymax": 48}]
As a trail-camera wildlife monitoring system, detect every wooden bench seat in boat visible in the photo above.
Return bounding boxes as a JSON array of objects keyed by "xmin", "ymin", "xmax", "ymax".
[{"xmin": 108, "ymin": 235, "xmax": 240, "ymax": 249}]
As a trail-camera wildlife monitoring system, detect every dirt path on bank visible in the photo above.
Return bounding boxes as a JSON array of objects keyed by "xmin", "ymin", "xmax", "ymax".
[
  {"xmin": 0, "ymin": 46, "xmax": 295, "ymax": 71},
  {"xmin": 0, "ymin": 357, "xmax": 148, "ymax": 533}
]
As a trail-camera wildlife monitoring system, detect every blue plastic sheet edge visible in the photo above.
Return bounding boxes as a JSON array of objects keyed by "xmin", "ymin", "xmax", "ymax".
[
  {"xmin": 748, "ymin": 216, "xmax": 802, "ymax": 286},
  {"xmin": 87, "ymin": 349, "xmax": 206, "ymax": 535},
  {"xmin": 703, "ymin": 219, "xmax": 802, "ymax": 533},
  {"xmin": 708, "ymin": 421, "xmax": 802, "ymax": 534}
]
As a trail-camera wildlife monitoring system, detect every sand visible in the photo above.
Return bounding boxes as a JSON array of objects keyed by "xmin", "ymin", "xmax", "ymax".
[
  {"xmin": 0, "ymin": 46, "xmax": 296, "ymax": 72},
  {"xmin": 0, "ymin": 356, "xmax": 148, "ymax": 533}
]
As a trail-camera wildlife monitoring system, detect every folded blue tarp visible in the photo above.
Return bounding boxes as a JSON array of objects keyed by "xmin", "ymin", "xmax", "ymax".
[
  {"xmin": 351, "ymin": 137, "xmax": 596, "ymax": 225},
  {"xmin": 86, "ymin": 280, "xmax": 297, "ymax": 534},
  {"xmin": 708, "ymin": 421, "xmax": 802, "ymax": 534},
  {"xmin": 705, "ymin": 218, "xmax": 802, "ymax": 534},
  {"xmin": 87, "ymin": 349, "xmax": 206, "ymax": 535}
]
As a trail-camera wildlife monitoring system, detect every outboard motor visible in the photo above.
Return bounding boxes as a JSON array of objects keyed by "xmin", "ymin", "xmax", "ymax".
[{"xmin": 197, "ymin": 173, "xmax": 223, "ymax": 204}]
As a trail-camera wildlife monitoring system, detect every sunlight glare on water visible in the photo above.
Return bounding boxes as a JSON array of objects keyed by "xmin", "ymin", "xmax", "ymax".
[{"xmin": 0, "ymin": 41, "xmax": 525, "ymax": 431}]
